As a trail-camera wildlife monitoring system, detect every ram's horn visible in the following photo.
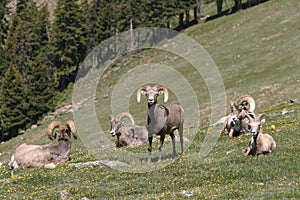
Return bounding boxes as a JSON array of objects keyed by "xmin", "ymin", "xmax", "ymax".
[
  {"xmin": 236, "ymin": 95, "xmax": 256, "ymax": 112},
  {"xmin": 66, "ymin": 120, "xmax": 77, "ymax": 139},
  {"xmin": 244, "ymin": 113, "xmax": 255, "ymax": 122},
  {"xmin": 47, "ymin": 121, "xmax": 62, "ymax": 140},
  {"xmin": 256, "ymin": 113, "xmax": 266, "ymax": 122},
  {"xmin": 155, "ymin": 84, "xmax": 169, "ymax": 103},
  {"xmin": 116, "ymin": 112, "xmax": 135, "ymax": 126},
  {"xmin": 136, "ymin": 84, "xmax": 150, "ymax": 103}
]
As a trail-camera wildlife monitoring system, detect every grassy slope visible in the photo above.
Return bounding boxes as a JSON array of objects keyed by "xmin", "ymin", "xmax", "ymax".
[{"xmin": 1, "ymin": 0, "xmax": 300, "ymax": 199}]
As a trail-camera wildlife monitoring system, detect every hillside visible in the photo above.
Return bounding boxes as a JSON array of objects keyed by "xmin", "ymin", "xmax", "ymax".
[{"xmin": 0, "ymin": 0, "xmax": 299, "ymax": 199}]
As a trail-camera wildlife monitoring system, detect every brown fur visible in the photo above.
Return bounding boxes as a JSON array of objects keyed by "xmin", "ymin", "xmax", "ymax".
[{"xmin": 9, "ymin": 120, "xmax": 77, "ymax": 169}]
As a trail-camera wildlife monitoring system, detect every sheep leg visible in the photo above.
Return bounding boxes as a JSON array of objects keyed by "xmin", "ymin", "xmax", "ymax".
[
  {"xmin": 147, "ymin": 136, "xmax": 153, "ymax": 164},
  {"xmin": 170, "ymin": 132, "xmax": 177, "ymax": 157},
  {"xmin": 228, "ymin": 129, "xmax": 234, "ymax": 138},
  {"xmin": 179, "ymin": 124, "xmax": 184, "ymax": 155},
  {"xmin": 220, "ymin": 118, "xmax": 228, "ymax": 135},
  {"xmin": 158, "ymin": 134, "xmax": 165, "ymax": 162},
  {"xmin": 243, "ymin": 147, "xmax": 251, "ymax": 155}
]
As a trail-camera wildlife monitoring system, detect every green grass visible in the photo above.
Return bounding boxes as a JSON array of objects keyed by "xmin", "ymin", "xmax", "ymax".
[{"xmin": 1, "ymin": 0, "xmax": 300, "ymax": 199}]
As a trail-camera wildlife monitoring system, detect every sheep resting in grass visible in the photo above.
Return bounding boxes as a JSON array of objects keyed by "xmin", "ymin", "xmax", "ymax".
[
  {"xmin": 243, "ymin": 114, "xmax": 276, "ymax": 156},
  {"xmin": 220, "ymin": 95, "xmax": 256, "ymax": 138},
  {"xmin": 9, "ymin": 120, "xmax": 77, "ymax": 169},
  {"xmin": 137, "ymin": 84, "xmax": 184, "ymax": 164},
  {"xmin": 109, "ymin": 112, "xmax": 148, "ymax": 147}
]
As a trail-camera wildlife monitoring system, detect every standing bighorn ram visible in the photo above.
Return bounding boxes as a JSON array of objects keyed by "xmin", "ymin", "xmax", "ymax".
[
  {"xmin": 109, "ymin": 112, "xmax": 148, "ymax": 147},
  {"xmin": 137, "ymin": 84, "xmax": 184, "ymax": 164},
  {"xmin": 243, "ymin": 114, "xmax": 276, "ymax": 156},
  {"xmin": 220, "ymin": 95, "xmax": 256, "ymax": 138},
  {"xmin": 9, "ymin": 120, "xmax": 77, "ymax": 169}
]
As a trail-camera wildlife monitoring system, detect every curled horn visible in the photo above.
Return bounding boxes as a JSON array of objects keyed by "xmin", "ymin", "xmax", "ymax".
[
  {"xmin": 116, "ymin": 112, "xmax": 135, "ymax": 126},
  {"xmin": 256, "ymin": 113, "xmax": 265, "ymax": 122},
  {"xmin": 244, "ymin": 113, "xmax": 255, "ymax": 122},
  {"xmin": 136, "ymin": 84, "xmax": 150, "ymax": 103},
  {"xmin": 66, "ymin": 120, "xmax": 78, "ymax": 139},
  {"xmin": 236, "ymin": 95, "xmax": 256, "ymax": 112},
  {"xmin": 47, "ymin": 121, "xmax": 62, "ymax": 140},
  {"xmin": 155, "ymin": 84, "xmax": 169, "ymax": 103}
]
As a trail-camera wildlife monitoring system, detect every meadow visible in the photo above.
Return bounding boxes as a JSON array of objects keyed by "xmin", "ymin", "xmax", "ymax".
[{"xmin": 0, "ymin": 0, "xmax": 299, "ymax": 199}]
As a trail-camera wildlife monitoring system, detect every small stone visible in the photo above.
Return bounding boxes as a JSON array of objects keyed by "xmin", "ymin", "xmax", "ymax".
[{"xmin": 44, "ymin": 163, "xmax": 56, "ymax": 169}]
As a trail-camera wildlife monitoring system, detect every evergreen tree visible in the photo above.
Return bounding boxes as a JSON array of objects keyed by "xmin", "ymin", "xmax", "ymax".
[
  {"xmin": 26, "ymin": 57, "xmax": 55, "ymax": 124},
  {"xmin": 16, "ymin": 0, "xmax": 28, "ymax": 14},
  {"xmin": 0, "ymin": 64, "xmax": 28, "ymax": 138},
  {"xmin": 4, "ymin": 1, "xmax": 49, "ymax": 82},
  {"xmin": 0, "ymin": 0, "xmax": 9, "ymax": 47},
  {"xmin": 49, "ymin": 0, "xmax": 87, "ymax": 91},
  {"xmin": 1, "ymin": 2, "xmax": 53, "ymax": 137}
]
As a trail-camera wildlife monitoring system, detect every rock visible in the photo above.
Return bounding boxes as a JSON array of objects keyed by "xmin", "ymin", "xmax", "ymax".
[
  {"xmin": 31, "ymin": 124, "xmax": 38, "ymax": 129},
  {"xmin": 180, "ymin": 190, "xmax": 193, "ymax": 197},
  {"xmin": 44, "ymin": 163, "xmax": 56, "ymax": 169},
  {"xmin": 69, "ymin": 160, "xmax": 130, "ymax": 168}
]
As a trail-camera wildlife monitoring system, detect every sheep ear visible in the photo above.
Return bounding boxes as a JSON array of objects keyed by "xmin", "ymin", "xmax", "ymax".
[
  {"xmin": 260, "ymin": 118, "xmax": 266, "ymax": 124},
  {"xmin": 109, "ymin": 114, "xmax": 114, "ymax": 121}
]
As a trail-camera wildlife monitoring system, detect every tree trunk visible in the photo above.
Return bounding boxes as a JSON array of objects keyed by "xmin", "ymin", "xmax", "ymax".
[
  {"xmin": 216, "ymin": 0, "xmax": 223, "ymax": 16},
  {"xmin": 196, "ymin": 0, "xmax": 203, "ymax": 21},
  {"xmin": 178, "ymin": 13, "xmax": 184, "ymax": 30},
  {"xmin": 185, "ymin": 9, "xmax": 190, "ymax": 25}
]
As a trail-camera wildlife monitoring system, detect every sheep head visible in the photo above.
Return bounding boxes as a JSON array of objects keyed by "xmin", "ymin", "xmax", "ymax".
[
  {"xmin": 246, "ymin": 113, "xmax": 265, "ymax": 137},
  {"xmin": 235, "ymin": 95, "xmax": 256, "ymax": 113},
  {"xmin": 136, "ymin": 84, "xmax": 169, "ymax": 106},
  {"xmin": 48, "ymin": 120, "xmax": 78, "ymax": 141},
  {"xmin": 109, "ymin": 112, "xmax": 135, "ymax": 136}
]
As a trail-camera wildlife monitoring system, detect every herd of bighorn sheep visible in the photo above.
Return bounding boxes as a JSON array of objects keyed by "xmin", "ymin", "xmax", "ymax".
[
  {"xmin": 221, "ymin": 95, "xmax": 276, "ymax": 156},
  {"xmin": 8, "ymin": 83, "xmax": 276, "ymax": 169}
]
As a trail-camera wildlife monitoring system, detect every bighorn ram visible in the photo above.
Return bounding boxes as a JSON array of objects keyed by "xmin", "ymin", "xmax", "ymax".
[
  {"xmin": 137, "ymin": 84, "xmax": 184, "ymax": 163},
  {"xmin": 9, "ymin": 120, "xmax": 77, "ymax": 169},
  {"xmin": 109, "ymin": 112, "xmax": 148, "ymax": 147},
  {"xmin": 243, "ymin": 114, "xmax": 276, "ymax": 156},
  {"xmin": 220, "ymin": 95, "xmax": 256, "ymax": 138}
]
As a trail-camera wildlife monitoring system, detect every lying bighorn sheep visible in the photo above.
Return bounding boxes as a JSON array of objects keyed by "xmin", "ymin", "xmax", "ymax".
[
  {"xmin": 9, "ymin": 120, "xmax": 77, "ymax": 169},
  {"xmin": 220, "ymin": 95, "xmax": 256, "ymax": 138},
  {"xmin": 137, "ymin": 84, "xmax": 184, "ymax": 163},
  {"xmin": 109, "ymin": 112, "xmax": 148, "ymax": 147},
  {"xmin": 243, "ymin": 114, "xmax": 276, "ymax": 156}
]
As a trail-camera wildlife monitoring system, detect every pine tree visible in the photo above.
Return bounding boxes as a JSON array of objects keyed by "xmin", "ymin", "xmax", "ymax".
[
  {"xmin": 0, "ymin": 64, "xmax": 28, "ymax": 139},
  {"xmin": 0, "ymin": 0, "xmax": 9, "ymax": 47},
  {"xmin": 1, "ymin": 2, "xmax": 53, "ymax": 137},
  {"xmin": 4, "ymin": 1, "xmax": 49, "ymax": 82},
  {"xmin": 49, "ymin": 0, "xmax": 87, "ymax": 91},
  {"xmin": 26, "ymin": 57, "xmax": 56, "ymax": 124}
]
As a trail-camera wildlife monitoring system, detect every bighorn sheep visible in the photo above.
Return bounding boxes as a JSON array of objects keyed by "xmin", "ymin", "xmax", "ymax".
[
  {"xmin": 243, "ymin": 114, "xmax": 276, "ymax": 156},
  {"xmin": 109, "ymin": 112, "xmax": 148, "ymax": 147},
  {"xmin": 137, "ymin": 84, "xmax": 184, "ymax": 163},
  {"xmin": 9, "ymin": 120, "xmax": 77, "ymax": 169},
  {"xmin": 220, "ymin": 95, "xmax": 256, "ymax": 138}
]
